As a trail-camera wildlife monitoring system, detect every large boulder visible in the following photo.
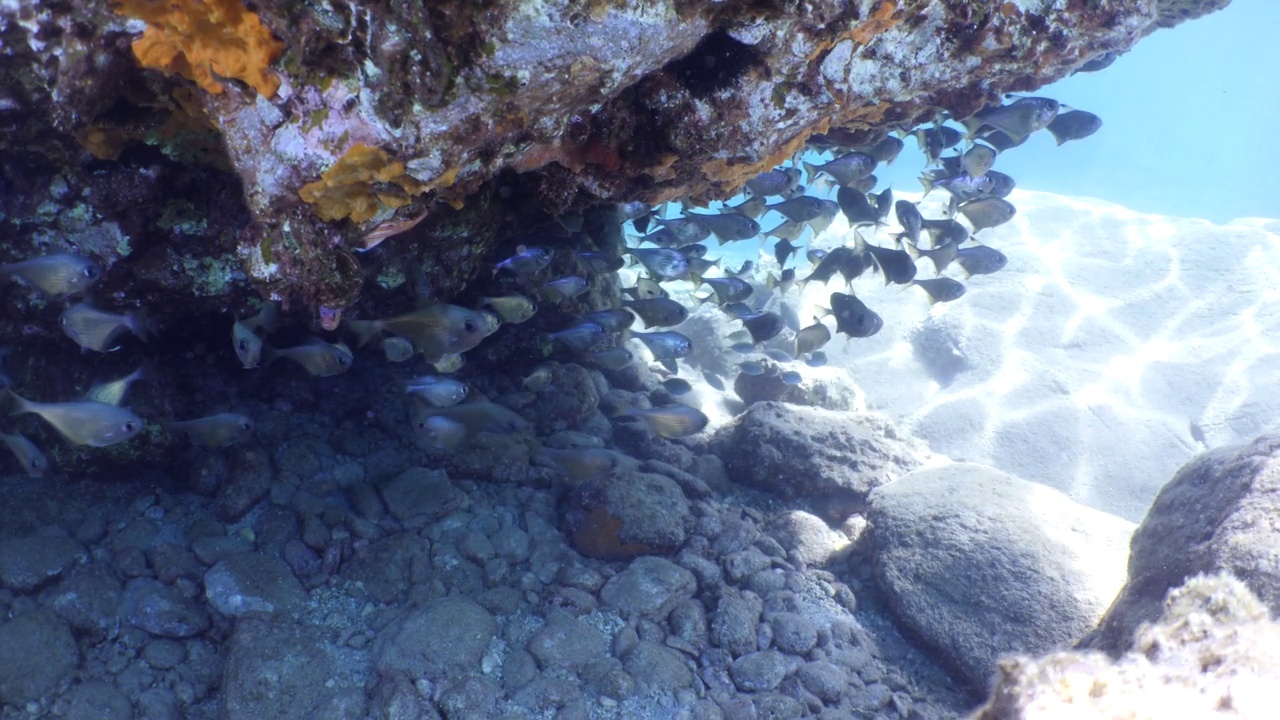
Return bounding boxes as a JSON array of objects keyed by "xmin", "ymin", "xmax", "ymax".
[
  {"xmin": 972, "ymin": 572, "xmax": 1280, "ymax": 719},
  {"xmin": 1085, "ymin": 433, "xmax": 1280, "ymax": 653},
  {"xmin": 867, "ymin": 463, "xmax": 1134, "ymax": 691},
  {"xmin": 712, "ymin": 401, "xmax": 928, "ymax": 521}
]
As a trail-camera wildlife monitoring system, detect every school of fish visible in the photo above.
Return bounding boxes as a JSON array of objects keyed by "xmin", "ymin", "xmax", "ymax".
[{"xmin": 0, "ymin": 95, "xmax": 1097, "ymax": 479}]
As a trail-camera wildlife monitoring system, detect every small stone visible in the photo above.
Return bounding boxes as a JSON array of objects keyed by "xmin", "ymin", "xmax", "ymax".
[
  {"xmin": 137, "ymin": 687, "xmax": 180, "ymax": 720},
  {"xmin": 204, "ymin": 553, "xmax": 307, "ymax": 618},
  {"xmin": 42, "ymin": 563, "xmax": 123, "ymax": 641},
  {"xmin": 621, "ymin": 641, "xmax": 694, "ymax": 692},
  {"xmin": 64, "ymin": 680, "xmax": 133, "ymax": 720},
  {"xmin": 710, "ymin": 591, "xmax": 762, "ymax": 657},
  {"xmin": 729, "ymin": 650, "xmax": 790, "ymax": 693},
  {"xmin": 669, "ymin": 599, "xmax": 709, "ymax": 646},
  {"xmin": 723, "ymin": 547, "xmax": 772, "ymax": 585},
  {"xmin": 502, "ymin": 650, "xmax": 538, "ymax": 692},
  {"xmin": 770, "ymin": 612, "xmax": 818, "ymax": 655},
  {"xmin": 191, "ymin": 535, "xmax": 254, "ymax": 565},
  {"xmin": 374, "ymin": 597, "xmax": 497, "ymax": 682},
  {"xmin": 123, "ymin": 578, "xmax": 210, "ymax": 638},
  {"xmin": 223, "ymin": 615, "xmax": 368, "ymax": 719},
  {"xmin": 216, "ymin": 446, "xmax": 274, "ymax": 522},
  {"xmin": 0, "ymin": 535, "xmax": 83, "ymax": 591},
  {"xmin": 143, "ymin": 638, "xmax": 186, "ymax": 670},
  {"xmin": 0, "ymin": 609, "xmax": 79, "ymax": 705},
  {"xmin": 797, "ymin": 661, "xmax": 850, "ymax": 704},
  {"xmin": 561, "ymin": 471, "xmax": 693, "ymax": 560},
  {"xmin": 379, "ymin": 468, "xmax": 464, "ymax": 528},
  {"xmin": 600, "ymin": 556, "xmax": 697, "ymax": 620},
  {"xmin": 458, "ymin": 531, "xmax": 495, "ymax": 563},
  {"xmin": 850, "ymin": 681, "xmax": 893, "ymax": 713},
  {"xmin": 491, "ymin": 526, "xmax": 531, "ymax": 563},
  {"xmin": 527, "ymin": 613, "xmax": 608, "ymax": 675}
]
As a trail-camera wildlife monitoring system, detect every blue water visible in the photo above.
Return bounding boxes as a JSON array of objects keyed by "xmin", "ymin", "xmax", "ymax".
[{"xmin": 876, "ymin": 0, "xmax": 1279, "ymax": 224}]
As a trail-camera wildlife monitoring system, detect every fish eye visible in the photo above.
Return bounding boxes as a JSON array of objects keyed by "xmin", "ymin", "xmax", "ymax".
[
  {"xmin": 123, "ymin": 421, "xmax": 137, "ymax": 433},
  {"xmin": 240, "ymin": 420, "xmax": 252, "ymax": 430},
  {"xmin": 459, "ymin": 386, "xmax": 469, "ymax": 396},
  {"xmin": 463, "ymin": 318, "xmax": 477, "ymax": 333},
  {"xmin": 237, "ymin": 340, "xmax": 249, "ymax": 353},
  {"xmin": 84, "ymin": 266, "xmax": 99, "ymax": 279},
  {"xmin": 338, "ymin": 355, "xmax": 351, "ymax": 366}
]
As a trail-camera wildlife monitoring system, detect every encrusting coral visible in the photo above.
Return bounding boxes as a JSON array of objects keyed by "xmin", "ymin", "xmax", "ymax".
[{"xmin": 111, "ymin": 0, "xmax": 286, "ymax": 97}]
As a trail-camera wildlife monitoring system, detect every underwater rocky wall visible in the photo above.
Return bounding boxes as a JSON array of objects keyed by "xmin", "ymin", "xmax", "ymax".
[{"xmin": 0, "ymin": 0, "xmax": 1228, "ymax": 328}]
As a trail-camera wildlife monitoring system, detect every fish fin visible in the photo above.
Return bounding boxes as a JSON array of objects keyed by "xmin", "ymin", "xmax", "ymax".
[
  {"xmin": 814, "ymin": 305, "xmax": 832, "ymax": 318},
  {"xmin": 765, "ymin": 273, "xmax": 777, "ymax": 292},
  {"xmin": 129, "ymin": 307, "xmax": 153, "ymax": 343},
  {"xmin": 902, "ymin": 240, "xmax": 920, "ymax": 260},
  {"xmin": 801, "ymin": 161, "xmax": 818, "ymax": 184},
  {"xmin": 6, "ymin": 390, "xmax": 29, "ymax": 416},
  {"xmin": 660, "ymin": 359, "xmax": 677, "ymax": 373},
  {"xmin": 918, "ymin": 174, "xmax": 935, "ymax": 198},
  {"xmin": 346, "ymin": 319, "xmax": 383, "ymax": 348}
]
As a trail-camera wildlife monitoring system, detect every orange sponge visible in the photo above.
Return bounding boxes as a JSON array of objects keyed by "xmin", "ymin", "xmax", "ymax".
[
  {"xmin": 298, "ymin": 144, "xmax": 432, "ymax": 224},
  {"xmin": 112, "ymin": 0, "xmax": 286, "ymax": 98}
]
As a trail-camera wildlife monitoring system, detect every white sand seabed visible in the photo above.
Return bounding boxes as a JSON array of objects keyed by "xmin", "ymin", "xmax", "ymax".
[{"xmin": 777, "ymin": 189, "xmax": 1280, "ymax": 522}]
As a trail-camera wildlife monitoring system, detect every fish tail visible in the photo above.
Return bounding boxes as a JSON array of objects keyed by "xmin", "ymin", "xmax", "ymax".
[
  {"xmin": 851, "ymin": 230, "xmax": 867, "ymax": 255},
  {"xmin": 902, "ymin": 240, "xmax": 920, "ymax": 260},
  {"xmin": 260, "ymin": 343, "xmax": 280, "ymax": 368},
  {"xmin": 347, "ymin": 319, "xmax": 383, "ymax": 348},
  {"xmin": 802, "ymin": 161, "xmax": 819, "ymax": 183},
  {"xmin": 6, "ymin": 390, "xmax": 31, "ymax": 417},
  {"xmin": 689, "ymin": 272, "xmax": 703, "ymax": 288},
  {"xmin": 695, "ymin": 294, "xmax": 716, "ymax": 306},
  {"xmin": 765, "ymin": 273, "xmax": 778, "ymax": 292},
  {"xmin": 918, "ymin": 174, "xmax": 935, "ymax": 198},
  {"xmin": 129, "ymin": 307, "xmax": 152, "ymax": 343}
]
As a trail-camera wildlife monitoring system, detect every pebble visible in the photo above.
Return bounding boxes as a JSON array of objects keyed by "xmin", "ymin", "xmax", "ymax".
[
  {"xmin": 65, "ymin": 680, "xmax": 133, "ymax": 720},
  {"xmin": 729, "ymin": 650, "xmax": 791, "ymax": 693},
  {"xmin": 527, "ymin": 613, "xmax": 609, "ymax": 675},
  {"xmin": 143, "ymin": 638, "xmax": 187, "ymax": 670},
  {"xmin": 379, "ymin": 467, "xmax": 464, "ymax": 527},
  {"xmin": 43, "ymin": 563, "xmax": 124, "ymax": 641},
  {"xmin": 0, "ymin": 609, "xmax": 79, "ymax": 705},
  {"xmin": 191, "ymin": 534, "xmax": 254, "ymax": 565},
  {"xmin": 123, "ymin": 578, "xmax": 211, "ymax": 638},
  {"xmin": 770, "ymin": 612, "xmax": 818, "ymax": 655},
  {"xmin": 374, "ymin": 597, "xmax": 497, "ymax": 682},
  {"xmin": 620, "ymin": 640, "xmax": 695, "ymax": 692},
  {"xmin": 600, "ymin": 556, "xmax": 697, "ymax": 621},
  {"xmin": 798, "ymin": 660, "xmax": 853, "ymax": 704},
  {"xmin": 204, "ymin": 553, "xmax": 307, "ymax": 617},
  {"xmin": 0, "ymin": 535, "xmax": 83, "ymax": 591},
  {"xmin": 710, "ymin": 591, "xmax": 762, "ymax": 657}
]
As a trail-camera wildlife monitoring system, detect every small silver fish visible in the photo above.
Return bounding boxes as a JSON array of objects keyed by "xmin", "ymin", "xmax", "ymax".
[
  {"xmin": 0, "ymin": 431, "xmax": 48, "ymax": 477},
  {"xmin": 84, "ymin": 367, "xmax": 144, "ymax": 406},
  {"xmin": 533, "ymin": 446, "xmax": 618, "ymax": 482},
  {"xmin": 479, "ymin": 295, "xmax": 537, "ymax": 324},
  {"xmin": 1, "ymin": 254, "xmax": 100, "ymax": 298},
  {"xmin": 618, "ymin": 405, "xmax": 709, "ymax": 438},
  {"xmin": 382, "ymin": 336, "xmax": 416, "ymax": 362},
  {"xmin": 60, "ymin": 302, "xmax": 149, "ymax": 353},
  {"xmin": 347, "ymin": 304, "xmax": 496, "ymax": 361},
  {"xmin": 589, "ymin": 348, "xmax": 633, "ymax": 370},
  {"xmin": 168, "ymin": 413, "xmax": 254, "ymax": 447},
  {"xmin": 779, "ymin": 370, "xmax": 803, "ymax": 385},
  {"xmin": 541, "ymin": 276, "xmax": 590, "ymax": 302},
  {"xmin": 10, "ymin": 392, "xmax": 143, "ymax": 447},
  {"xmin": 231, "ymin": 302, "xmax": 279, "ymax": 370},
  {"xmin": 433, "ymin": 353, "xmax": 465, "ymax": 374},
  {"xmin": 495, "ymin": 245, "xmax": 553, "ymax": 276},
  {"xmin": 416, "ymin": 415, "xmax": 469, "ymax": 453},
  {"xmin": 546, "ymin": 322, "xmax": 609, "ymax": 353},
  {"xmin": 266, "ymin": 340, "xmax": 354, "ymax": 377},
  {"xmin": 405, "ymin": 376, "xmax": 468, "ymax": 407},
  {"xmin": 522, "ymin": 364, "xmax": 554, "ymax": 392},
  {"xmin": 961, "ymin": 144, "xmax": 998, "ymax": 177}
]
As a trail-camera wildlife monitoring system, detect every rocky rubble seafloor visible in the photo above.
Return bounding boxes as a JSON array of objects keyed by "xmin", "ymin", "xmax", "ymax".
[
  {"xmin": 3, "ymin": 348, "xmax": 1280, "ymax": 719},
  {"xmin": 0, "ymin": 360, "xmax": 973, "ymax": 720}
]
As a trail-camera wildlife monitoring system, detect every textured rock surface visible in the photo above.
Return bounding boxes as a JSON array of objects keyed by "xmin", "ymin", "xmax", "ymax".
[
  {"xmin": 972, "ymin": 572, "xmax": 1280, "ymax": 719},
  {"xmin": 0, "ymin": 0, "xmax": 1226, "ymax": 326},
  {"xmin": 714, "ymin": 401, "xmax": 928, "ymax": 521},
  {"xmin": 1085, "ymin": 433, "xmax": 1280, "ymax": 654},
  {"xmin": 868, "ymin": 462, "xmax": 1134, "ymax": 691}
]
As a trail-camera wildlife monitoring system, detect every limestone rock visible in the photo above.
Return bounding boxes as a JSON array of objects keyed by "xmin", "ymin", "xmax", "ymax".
[
  {"xmin": 1087, "ymin": 433, "xmax": 1280, "ymax": 653},
  {"xmin": 973, "ymin": 572, "xmax": 1280, "ymax": 719},
  {"xmin": 714, "ymin": 401, "xmax": 927, "ymax": 521},
  {"xmin": 868, "ymin": 463, "xmax": 1134, "ymax": 690}
]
